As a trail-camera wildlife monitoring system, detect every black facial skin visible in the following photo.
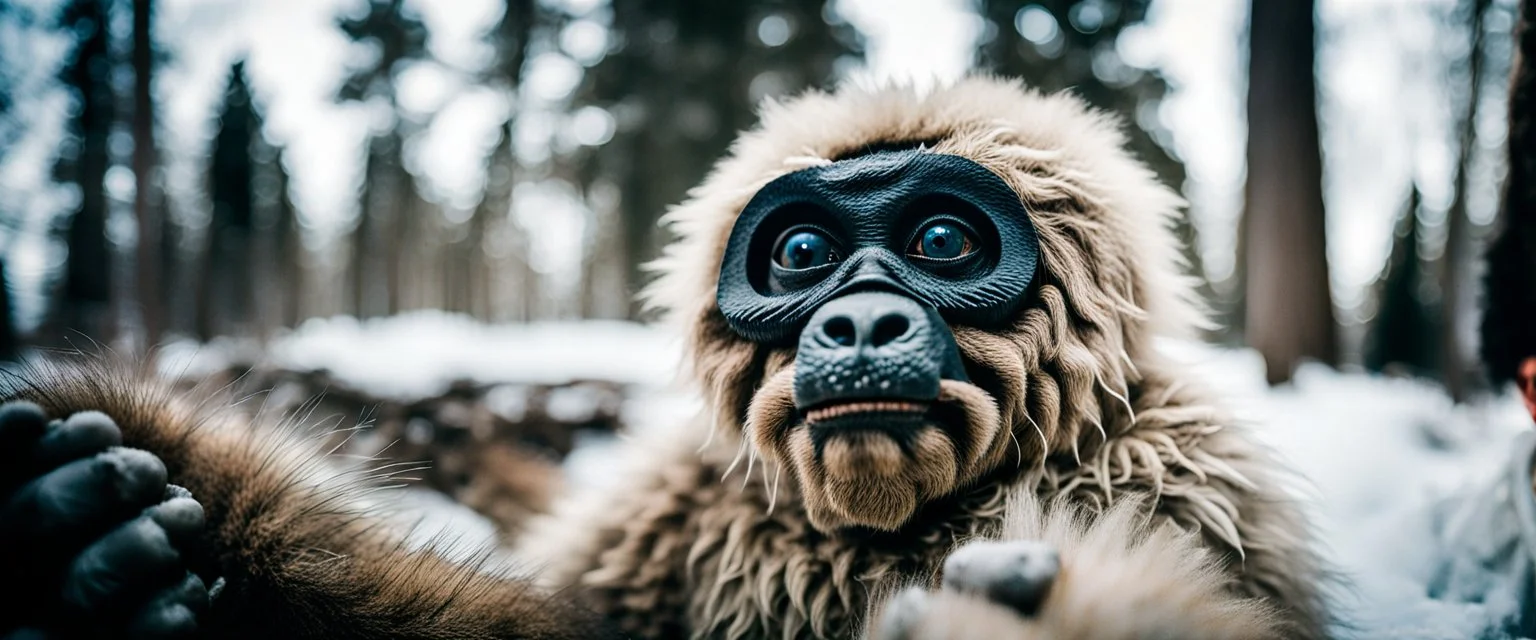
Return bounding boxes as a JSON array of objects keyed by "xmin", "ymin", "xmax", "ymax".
[
  {"xmin": 0, "ymin": 402, "xmax": 219, "ymax": 639},
  {"xmin": 716, "ymin": 150, "xmax": 1040, "ymax": 418}
]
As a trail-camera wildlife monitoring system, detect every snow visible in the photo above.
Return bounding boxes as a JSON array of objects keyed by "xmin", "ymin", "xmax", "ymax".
[
  {"xmin": 1162, "ymin": 340, "xmax": 1534, "ymax": 639},
  {"xmin": 166, "ymin": 313, "xmax": 1536, "ymax": 638},
  {"xmin": 156, "ymin": 310, "xmax": 689, "ymax": 399}
]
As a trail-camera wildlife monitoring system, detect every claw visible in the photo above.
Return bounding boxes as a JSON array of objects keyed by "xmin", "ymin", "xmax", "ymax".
[
  {"xmin": 942, "ymin": 540, "xmax": 1060, "ymax": 617},
  {"xmin": 874, "ymin": 587, "xmax": 932, "ymax": 640}
]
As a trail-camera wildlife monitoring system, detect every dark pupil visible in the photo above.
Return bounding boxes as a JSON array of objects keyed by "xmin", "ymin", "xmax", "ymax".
[
  {"xmin": 779, "ymin": 231, "xmax": 834, "ymax": 270},
  {"xmin": 922, "ymin": 224, "xmax": 962, "ymax": 259}
]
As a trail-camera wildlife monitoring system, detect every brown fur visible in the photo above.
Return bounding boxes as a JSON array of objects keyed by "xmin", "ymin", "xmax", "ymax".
[
  {"xmin": 5, "ymin": 75, "xmax": 1329, "ymax": 639},
  {"xmin": 1, "ymin": 357, "xmax": 619, "ymax": 639},
  {"xmin": 523, "ymin": 75, "xmax": 1329, "ymax": 639}
]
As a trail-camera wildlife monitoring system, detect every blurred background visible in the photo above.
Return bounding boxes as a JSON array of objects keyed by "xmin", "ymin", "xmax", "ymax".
[
  {"xmin": 0, "ymin": 0, "xmax": 1519, "ymax": 396},
  {"xmin": 3, "ymin": 2, "xmax": 1534, "ymax": 631}
]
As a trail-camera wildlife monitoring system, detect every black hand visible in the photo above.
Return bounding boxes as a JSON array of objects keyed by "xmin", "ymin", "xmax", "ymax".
[{"xmin": 0, "ymin": 402, "xmax": 218, "ymax": 638}]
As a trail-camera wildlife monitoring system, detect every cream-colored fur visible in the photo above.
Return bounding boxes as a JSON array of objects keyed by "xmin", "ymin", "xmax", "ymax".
[
  {"xmin": 519, "ymin": 75, "xmax": 1329, "ymax": 639},
  {"xmin": 871, "ymin": 492, "xmax": 1281, "ymax": 640}
]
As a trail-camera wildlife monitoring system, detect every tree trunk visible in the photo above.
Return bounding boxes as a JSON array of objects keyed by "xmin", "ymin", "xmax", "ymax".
[
  {"xmin": 132, "ymin": 0, "xmax": 161, "ymax": 350},
  {"xmin": 60, "ymin": 0, "xmax": 115, "ymax": 344},
  {"xmin": 0, "ymin": 259, "xmax": 17, "ymax": 361},
  {"xmin": 1480, "ymin": 0, "xmax": 1536, "ymax": 386},
  {"xmin": 1441, "ymin": 0, "xmax": 1491, "ymax": 401},
  {"xmin": 1243, "ymin": 0, "xmax": 1338, "ymax": 384}
]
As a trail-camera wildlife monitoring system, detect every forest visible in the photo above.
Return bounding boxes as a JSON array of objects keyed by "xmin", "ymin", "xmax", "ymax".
[{"xmin": 0, "ymin": 0, "xmax": 1519, "ymax": 400}]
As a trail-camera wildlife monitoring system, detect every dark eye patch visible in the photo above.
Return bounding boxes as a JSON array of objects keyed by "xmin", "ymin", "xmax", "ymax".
[{"xmin": 717, "ymin": 150, "xmax": 1040, "ymax": 346}]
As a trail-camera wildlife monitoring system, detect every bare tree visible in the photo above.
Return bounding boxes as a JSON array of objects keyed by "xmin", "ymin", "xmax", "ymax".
[
  {"xmin": 1243, "ymin": 0, "xmax": 1338, "ymax": 384},
  {"xmin": 1481, "ymin": 0, "xmax": 1536, "ymax": 389},
  {"xmin": 131, "ymin": 0, "xmax": 162, "ymax": 349},
  {"xmin": 54, "ymin": 0, "xmax": 116, "ymax": 344},
  {"xmin": 1440, "ymin": 0, "xmax": 1493, "ymax": 401}
]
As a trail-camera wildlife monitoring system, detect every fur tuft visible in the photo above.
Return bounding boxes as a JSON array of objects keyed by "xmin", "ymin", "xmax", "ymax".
[
  {"xmin": 868, "ymin": 492, "xmax": 1283, "ymax": 640},
  {"xmin": 1, "ymin": 354, "xmax": 618, "ymax": 639}
]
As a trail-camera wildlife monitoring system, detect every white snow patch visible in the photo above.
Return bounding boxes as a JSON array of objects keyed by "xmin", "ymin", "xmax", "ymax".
[
  {"xmin": 156, "ymin": 310, "xmax": 687, "ymax": 400},
  {"xmin": 1162, "ymin": 339, "xmax": 1533, "ymax": 639}
]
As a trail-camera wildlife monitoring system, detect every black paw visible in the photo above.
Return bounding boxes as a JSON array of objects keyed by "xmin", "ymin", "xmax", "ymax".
[
  {"xmin": 940, "ymin": 540, "xmax": 1059, "ymax": 617},
  {"xmin": 0, "ymin": 401, "xmax": 217, "ymax": 639},
  {"xmin": 873, "ymin": 540, "xmax": 1060, "ymax": 640}
]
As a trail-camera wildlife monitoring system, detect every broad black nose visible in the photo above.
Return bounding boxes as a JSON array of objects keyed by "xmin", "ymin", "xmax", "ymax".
[{"xmin": 793, "ymin": 291, "xmax": 967, "ymax": 410}]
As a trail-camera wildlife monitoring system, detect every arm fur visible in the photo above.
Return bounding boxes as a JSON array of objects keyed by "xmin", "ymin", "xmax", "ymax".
[
  {"xmin": 1, "ymin": 356, "xmax": 619, "ymax": 640},
  {"xmin": 870, "ymin": 493, "xmax": 1282, "ymax": 640}
]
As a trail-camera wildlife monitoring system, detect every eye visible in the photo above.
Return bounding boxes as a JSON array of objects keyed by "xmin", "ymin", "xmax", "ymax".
[
  {"xmin": 774, "ymin": 228, "xmax": 840, "ymax": 270},
  {"xmin": 909, "ymin": 220, "xmax": 976, "ymax": 260}
]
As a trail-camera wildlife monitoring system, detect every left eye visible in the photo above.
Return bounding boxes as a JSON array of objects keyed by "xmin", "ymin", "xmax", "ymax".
[
  {"xmin": 909, "ymin": 221, "xmax": 976, "ymax": 260},
  {"xmin": 774, "ymin": 229, "xmax": 840, "ymax": 270}
]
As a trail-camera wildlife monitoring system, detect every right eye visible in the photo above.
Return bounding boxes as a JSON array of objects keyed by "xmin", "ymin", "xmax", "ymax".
[{"xmin": 774, "ymin": 229, "xmax": 840, "ymax": 270}]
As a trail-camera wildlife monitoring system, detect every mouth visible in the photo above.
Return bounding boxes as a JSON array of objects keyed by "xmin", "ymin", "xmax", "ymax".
[
  {"xmin": 803, "ymin": 399, "xmax": 931, "ymax": 424},
  {"xmin": 798, "ymin": 398, "xmax": 965, "ymax": 456}
]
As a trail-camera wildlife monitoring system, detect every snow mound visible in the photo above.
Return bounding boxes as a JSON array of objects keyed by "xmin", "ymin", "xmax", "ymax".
[
  {"xmin": 1162, "ymin": 340, "xmax": 1533, "ymax": 639},
  {"xmin": 156, "ymin": 310, "xmax": 688, "ymax": 399}
]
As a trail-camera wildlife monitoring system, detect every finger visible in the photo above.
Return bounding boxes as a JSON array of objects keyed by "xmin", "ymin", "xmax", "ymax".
[
  {"xmin": 145, "ymin": 496, "xmax": 205, "ymax": 550},
  {"xmin": 32, "ymin": 411, "xmax": 124, "ymax": 471},
  {"xmin": 59, "ymin": 515, "xmax": 184, "ymax": 616},
  {"xmin": 122, "ymin": 572, "xmax": 209, "ymax": 639},
  {"xmin": 874, "ymin": 586, "xmax": 932, "ymax": 640},
  {"xmin": 0, "ymin": 449, "xmax": 168, "ymax": 545},
  {"xmin": 942, "ymin": 540, "xmax": 1059, "ymax": 617},
  {"xmin": 0, "ymin": 401, "xmax": 52, "ymax": 483}
]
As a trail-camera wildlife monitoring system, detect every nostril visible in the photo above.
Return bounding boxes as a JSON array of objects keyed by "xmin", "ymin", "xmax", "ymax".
[
  {"xmin": 870, "ymin": 314, "xmax": 910, "ymax": 347},
  {"xmin": 823, "ymin": 316, "xmax": 857, "ymax": 347}
]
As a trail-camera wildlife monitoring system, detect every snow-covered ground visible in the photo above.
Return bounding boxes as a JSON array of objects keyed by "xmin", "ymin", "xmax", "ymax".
[{"xmin": 162, "ymin": 311, "xmax": 1536, "ymax": 638}]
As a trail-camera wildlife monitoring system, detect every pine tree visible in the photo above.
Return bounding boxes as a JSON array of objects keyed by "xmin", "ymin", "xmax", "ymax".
[
  {"xmin": 52, "ymin": 0, "xmax": 116, "ymax": 342},
  {"xmin": 336, "ymin": 0, "xmax": 430, "ymax": 318},
  {"xmin": 196, "ymin": 61, "xmax": 257, "ymax": 340},
  {"xmin": 569, "ymin": 0, "xmax": 860, "ymax": 318},
  {"xmin": 1366, "ymin": 187, "xmax": 1438, "ymax": 376},
  {"xmin": 251, "ymin": 136, "xmax": 303, "ymax": 333}
]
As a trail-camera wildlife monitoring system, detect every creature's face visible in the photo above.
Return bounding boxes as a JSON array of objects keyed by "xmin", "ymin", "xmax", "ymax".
[
  {"xmin": 651, "ymin": 78, "xmax": 1193, "ymax": 533},
  {"xmin": 714, "ymin": 150, "xmax": 1038, "ymax": 529}
]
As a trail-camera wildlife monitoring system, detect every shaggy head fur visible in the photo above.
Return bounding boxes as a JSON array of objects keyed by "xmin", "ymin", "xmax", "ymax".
[{"xmin": 644, "ymin": 76, "xmax": 1203, "ymax": 532}]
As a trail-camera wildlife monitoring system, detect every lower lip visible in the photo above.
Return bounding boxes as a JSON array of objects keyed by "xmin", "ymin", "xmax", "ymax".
[{"xmin": 804, "ymin": 400, "xmax": 930, "ymax": 424}]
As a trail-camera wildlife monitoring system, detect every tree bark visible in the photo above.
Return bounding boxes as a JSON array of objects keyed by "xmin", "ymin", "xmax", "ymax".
[
  {"xmin": 1243, "ymin": 0, "xmax": 1338, "ymax": 384},
  {"xmin": 1440, "ymin": 0, "xmax": 1491, "ymax": 401},
  {"xmin": 1481, "ymin": 0, "xmax": 1536, "ymax": 386},
  {"xmin": 59, "ymin": 0, "xmax": 116, "ymax": 344},
  {"xmin": 132, "ymin": 0, "xmax": 162, "ymax": 350},
  {"xmin": 0, "ymin": 259, "xmax": 17, "ymax": 360}
]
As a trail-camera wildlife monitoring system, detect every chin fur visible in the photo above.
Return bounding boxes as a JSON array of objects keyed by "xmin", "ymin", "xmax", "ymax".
[{"xmin": 745, "ymin": 363, "xmax": 1007, "ymax": 531}]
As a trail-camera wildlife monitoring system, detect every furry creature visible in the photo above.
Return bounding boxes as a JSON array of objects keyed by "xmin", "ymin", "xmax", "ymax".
[{"xmin": 2, "ymin": 76, "xmax": 1328, "ymax": 639}]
